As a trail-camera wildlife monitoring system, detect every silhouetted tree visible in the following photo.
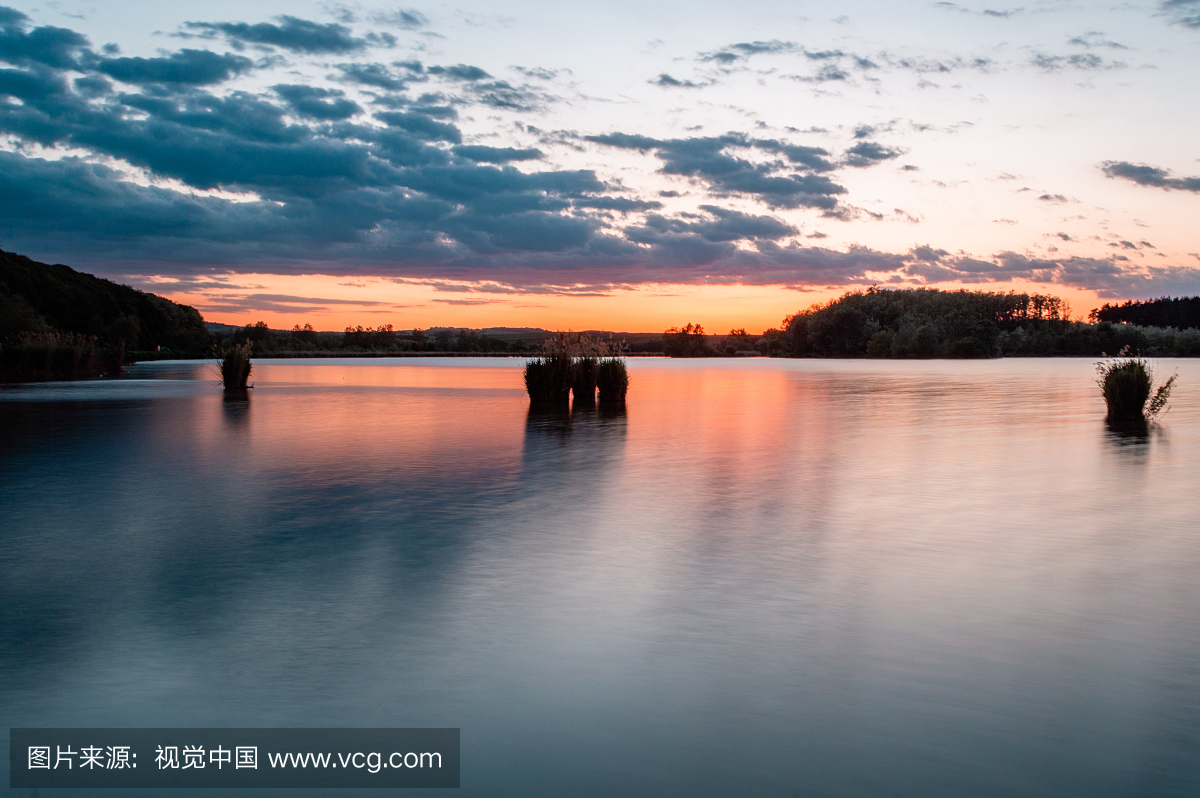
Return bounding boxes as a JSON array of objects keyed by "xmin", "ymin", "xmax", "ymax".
[{"xmin": 663, "ymin": 323, "xmax": 712, "ymax": 357}]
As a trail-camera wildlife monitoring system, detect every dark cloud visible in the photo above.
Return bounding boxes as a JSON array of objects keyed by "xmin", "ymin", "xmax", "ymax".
[
  {"xmin": 573, "ymin": 197, "xmax": 664, "ymax": 212},
  {"xmin": 652, "ymin": 73, "xmax": 707, "ymax": 88},
  {"xmin": 73, "ymin": 74, "xmax": 112, "ymax": 97},
  {"xmin": 199, "ymin": 292, "xmax": 405, "ymax": 314},
  {"xmin": 910, "ymin": 245, "xmax": 949, "ymax": 262},
  {"xmin": 96, "ymin": 49, "xmax": 252, "ymax": 85},
  {"xmin": 0, "ymin": 18, "xmax": 609, "ymax": 271},
  {"xmin": 773, "ymin": 144, "xmax": 836, "ymax": 172},
  {"xmin": 407, "ymin": 103, "xmax": 456, "ymax": 119},
  {"xmin": 336, "ymin": 62, "xmax": 411, "ymax": 90},
  {"xmin": 404, "ymin": 63, "xmax": 550, "ymax": 112},
  {"xmin": 654, "ymin": 205, "xmax": 798, "ymax": 242},
  {"xmin": 452, "ymin": 145, "xmax": 543, "ymax": 163},
  {"xmin": 1068, "ymin": 33, "xmax": 1127, "ymax": 49},
  {"xmin": 1101, "ymin": 160, "xmax": 1200, "ymax": 192},
  {"xmin": 469, "ymin": 80, "xmax": 547, "ymax": 112},
  {"xmin": 789, "ymin": 64, "xmax": 850, "ymax": 83},
  {"xmin": 376, "ymin": 110, "xmax": 462, "ymax": 143},
  {"xmin": 369, "ymin": 9, "xmax": 429, "ymax": 30},
  {"xmin": 442, "ymin": 209, "xmax": 596, "ymax": 253},
  {"xmin": 888, "ymin": 55, "xmax": 994, "ymax": 75},
  {"xmin": 775, "ymin": 47, "xmax": 992, "ymax": 85},
  {"xmin": 615, "ymin": 206, "xmax": 801, "ymax": 270},
  {"xmin": 586, "ymin": 132, "xmax": 846, "ymax": 210},
  {"xmin": 843, "ymin": 141, "xmax": 903, "ymax": 167},
  {"xmin": 1031, "ymin": 52, "xmax": 1124, "ymax": 71},
  {"xmin": 274, "ymin": 84, "xmax": 360, "ymax": 120},
  {"xmin": 433, "ymin": 298, "xmax": 502, "ymax": 305},
  {"xmin": 0, "ymin": 6, "xmax": 90, "ymax": 69},
  {"xmin": 513, "ymin": 66, "xmax": 561, "ymax": 80},
  {"xmin": 185, "ymin": 16, "xmax": 372, "ymax": 55},
  {"xmin": 698, "ymin": 40, "xmax": 796, "ymax": 64},
  {"xmin": 221, "ymin": 293, "xmax": 394, "ymax": 306},
  {"xmin": 427, "ymin": 63, "xmax": 490, "ymax": 81},
  {"xmin": 1162, "ymin": 0, "xmax": 1200, "ymax": 29},
  {"xmin": 934, "ymin": 3, "xmax": 1023, "ymax": 19}
]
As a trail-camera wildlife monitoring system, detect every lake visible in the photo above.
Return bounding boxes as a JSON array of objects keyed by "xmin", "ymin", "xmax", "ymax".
[{"xmin": 2, "ymin": 357, "xmax": 1199, "ymax": 797}]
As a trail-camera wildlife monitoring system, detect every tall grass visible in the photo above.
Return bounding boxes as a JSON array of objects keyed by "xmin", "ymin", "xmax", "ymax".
[
  {"xmin": 573, "ymin": 356, "xmax": 598, "ymax": 405},
  {"xmin": 523, "ymin": 354, "xmax": 573, "ymax": 405},
  {"xmin": 219, "ymin": 341, "xmax": 253, "ymax": 394},
  {"xmin": 1096, "ymin": 347, "xmax": 1176, "ymax": 422},
  {"xmin": 0, "ymin": 332, "xmax": 119, "ymax": 381},
  {"xmin": 597, "ymin": 358, "xmax": 629, "ymax": 403},
  {"xmin": 524, "ymin": 332, "xmax": 629, "ymax": 405}
]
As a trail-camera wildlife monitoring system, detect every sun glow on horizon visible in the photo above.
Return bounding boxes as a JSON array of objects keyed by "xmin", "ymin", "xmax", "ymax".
[{"xmin": 142, "ymin": 273, "xmax": 1113, "ymax": 335}]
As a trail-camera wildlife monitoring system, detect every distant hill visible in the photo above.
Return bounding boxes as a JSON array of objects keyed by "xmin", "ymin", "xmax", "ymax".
[{"xmin": 0, "ymin": 248, "xmax": 210, "ymax": 352}]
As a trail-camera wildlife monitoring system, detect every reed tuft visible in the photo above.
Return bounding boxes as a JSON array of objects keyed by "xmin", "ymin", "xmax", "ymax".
[
  {"xmin": 524, "ymin": 332, "xmax": 629, "ymax": 405},
  {"xmin": 219, "ymin": 341, "xmax": 253, "ymax": 393},
  {"xmin": 573, "ymin": 356, "xmax": 598, "ymax": 405},
  {"xmin": 1096, "ymin": 346, "xmax": 1175, "ymax": 422},
  {"xmin": 597, "ymin": 358, "xmax": 629, "ymax": 403}
]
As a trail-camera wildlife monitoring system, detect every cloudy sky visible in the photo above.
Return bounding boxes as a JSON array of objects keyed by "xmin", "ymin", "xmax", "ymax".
[{"xmin": 2, "ymin": 0, "xmax": 1199, "ymax": 331}]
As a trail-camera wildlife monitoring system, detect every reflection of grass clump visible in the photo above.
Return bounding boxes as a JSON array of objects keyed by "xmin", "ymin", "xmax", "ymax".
[
  {"xmin": 597, "ymin": 358, "xmax": 629, "ymax": 403},
  {"xmin": 1096, "ymin": 347, "xmax": 1176, "ymax": 422},
  {"xmin": 219, "ymin": 342, "xmax": 253, "ymax": 393}
]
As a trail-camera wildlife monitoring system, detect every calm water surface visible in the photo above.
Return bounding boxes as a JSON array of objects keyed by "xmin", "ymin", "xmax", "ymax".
[{"xmin": 2, "ymin": 358, "xmax": 1199, "ymax": 797}]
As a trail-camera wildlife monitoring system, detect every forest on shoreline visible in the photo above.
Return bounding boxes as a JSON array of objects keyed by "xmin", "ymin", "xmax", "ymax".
[
  {"xmin": 5, "ymin": 247, "xmax": 1200, "ymax": 380},
  {"xmin": 220, "ymin": 289, "xmax": 1200, "ymax": 360}
]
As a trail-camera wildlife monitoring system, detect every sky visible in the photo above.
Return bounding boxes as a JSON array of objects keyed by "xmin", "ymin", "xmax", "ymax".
[{"xmin": 1, "ymin": 0, "xmax": 1199, "ymax": 332}]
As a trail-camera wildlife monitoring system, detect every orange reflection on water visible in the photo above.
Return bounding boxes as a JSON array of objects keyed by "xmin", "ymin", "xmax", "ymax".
[{"xmin": 188, "ymin": 360, "xmax": 530, "ymax": 481}]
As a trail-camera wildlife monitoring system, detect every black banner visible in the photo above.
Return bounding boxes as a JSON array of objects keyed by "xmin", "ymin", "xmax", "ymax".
[{"xmin": 10, "ymin": 728, "xmax": 459, "ymax": 788}]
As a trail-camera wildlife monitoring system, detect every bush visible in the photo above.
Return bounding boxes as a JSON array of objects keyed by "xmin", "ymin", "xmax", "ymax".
[
  {"xmin": 597, "ymin": 358, "xmax": 629, "ymax": 403},
  {"xmin": 1096, "ymin": 348, "xmax": 1176, "ymax": 422},
  {"xmin": 219, "ymin": 342, "xmax": 253, "ymax": 394}
]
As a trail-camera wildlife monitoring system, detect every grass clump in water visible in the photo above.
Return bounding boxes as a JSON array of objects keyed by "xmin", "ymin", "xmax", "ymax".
[
  {"xmin": 573, "ymin": 356, "xmax": 598, "ymax": 406},
  {"xmin": 523, "ymin": 356, "xmax": 573, "ymax": 405},
  {"xmin": 218, "ymin": 341, "xmax": 253, "ymax": 394},
  {"xmin": 524, "ymin": 332, "xmax": 629, "ymax": 406},
  {"xmin": 597, "ymin": 358, "xmax": 629, "ymax": 404},
  {"xmin": 1096, "ymin": 346, "xmax": 1176, "ymax": 422},
  {"xmin": 524, "ymin": 333, "xmax": 575, "ymax": 405}
]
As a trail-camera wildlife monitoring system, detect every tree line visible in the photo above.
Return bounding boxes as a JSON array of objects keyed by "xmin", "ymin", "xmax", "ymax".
[
  {"xmin": 220, "ymin": 322, "xmax": 545, "ymax": 354},
  {"xmin": 780, "ymin": 288, "xmax": 1200, "ymax": 358},
  {"xmin": 1090, "ymin": 296, "xmax": 1200, "ymax": 329},
  {"xmin": 661, "ymin": 288, "xmax": 1200, "ymax": 359}
]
